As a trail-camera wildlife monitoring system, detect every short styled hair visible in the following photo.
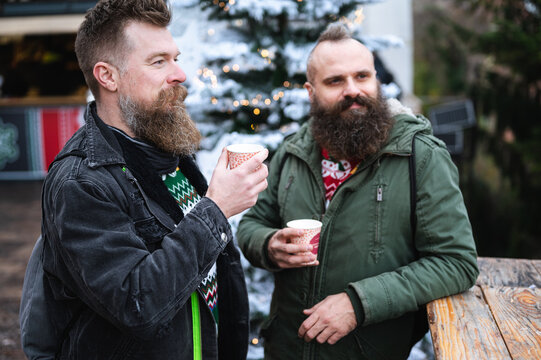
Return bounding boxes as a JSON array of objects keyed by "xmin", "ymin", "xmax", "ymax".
[
  {"xmin": 75, "ymin": 0, "xmax": 171, "ymax": 100},
  {"xmin": 306, "ymin": 23, "xmax": 353, "ymax": 83}
]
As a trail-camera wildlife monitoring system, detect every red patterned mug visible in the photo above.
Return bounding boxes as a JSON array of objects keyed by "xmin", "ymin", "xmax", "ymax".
[
  {"xmin": 286, "ymin": 219, "xmax": 322, "ymax": 259},
  {"xmin": 226, "ymin": 144, "xmax": 265, "ymax": 169}
]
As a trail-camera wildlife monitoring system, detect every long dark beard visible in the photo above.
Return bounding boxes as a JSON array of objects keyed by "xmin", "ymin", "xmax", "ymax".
[
  {"xmin": 119, "ymin": 85, "xmax": 201, "ymax": 156},
  {"xmin": 310, "ymin": 88, "xmax": 394, "ymax": 162}
]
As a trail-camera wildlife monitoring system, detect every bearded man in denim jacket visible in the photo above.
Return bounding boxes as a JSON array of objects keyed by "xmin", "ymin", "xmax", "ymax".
[{"xmin": 35, "ymin": 0, "xmax": 268, "ymax": 358}]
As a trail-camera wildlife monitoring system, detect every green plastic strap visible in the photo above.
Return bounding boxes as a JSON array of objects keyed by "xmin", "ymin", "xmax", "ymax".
[{"xmin": 191, "ymin": 291, "xmax": 202, "ymax": 360}]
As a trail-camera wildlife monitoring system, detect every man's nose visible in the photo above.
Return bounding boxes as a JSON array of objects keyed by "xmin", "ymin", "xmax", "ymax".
[
  {"xmin": 168, "ymin": 62, "xmax": 186, "ymax": 84},
  {"xmin": 342, "ymin": 78, "xmax": 360, "ymax": 98}
]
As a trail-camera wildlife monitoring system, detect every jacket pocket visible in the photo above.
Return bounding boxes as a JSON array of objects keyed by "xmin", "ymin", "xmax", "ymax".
[
  {"xmin": 68, "ymin": 311, "xmax": 140, "ymax": 360},
  {"xmin": 134, "ymin": 217, "xmax": 169, "ymax": 252},
  {"xmin": 352, "ymin": 331, "xmax": 388, "ymax": 360},
  {"xmin": 259, "ymin": 313, "xmax": 302, "ymax": 360},
  {"xmin": 110, "ymin": 334, "xmax": 140, "ymax": 360},
  {"xmin": 370, "ymin": 181, "xmax": 387, "ymax": 263},
  {"xmin": 278, "ymin": 174, "xmax": 294, "ymax": 221},
  {"xmin": 352, "ymin": 313, "xmax": 418, "ymax": 360},
  {"xmin": 259, "ymin": 312, "xmax": 277, "ymax": 339}
]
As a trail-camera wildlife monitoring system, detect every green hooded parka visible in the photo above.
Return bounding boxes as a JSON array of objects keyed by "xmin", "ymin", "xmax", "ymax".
[{"xmin": 237, "ymin": 99, "xmax": 478, "ymax": 360}]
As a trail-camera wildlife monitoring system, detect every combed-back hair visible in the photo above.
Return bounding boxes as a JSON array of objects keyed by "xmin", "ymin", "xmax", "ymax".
[
  {"xmin": 316, "ymin": 22, "xmax": 352, "ymax": 43},
  {"xmin": 75, "ymin": 0, "xmax": 171, "ymax": 100},
  {"xmin": 306, "ymin": 23, "xmax": 353, "ymax": 83}
]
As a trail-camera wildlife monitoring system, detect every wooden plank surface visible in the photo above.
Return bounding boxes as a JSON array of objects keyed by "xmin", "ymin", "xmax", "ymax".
[
  {"xmin": 476, "ymin": 257, "xmax": 541, "ymax": 287},
  {"xmin": 429, "ymin": 258, "xmax": 541, "ymax": 359},
  {"xmin": 481, "ymin": 286, "xmax": 541, "ymax": 360},
  {"xmin": 427, "ymin": 285, "xmax": 511, "ymax": 360},
  {"xmin": 534, "ymin": 260, "xmax": 541, "ymax": 279}
]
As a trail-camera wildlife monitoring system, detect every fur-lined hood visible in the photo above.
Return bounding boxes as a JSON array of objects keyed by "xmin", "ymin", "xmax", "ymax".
[{"xmin": 381, "ymin": 98, "xmax": 440, "ymax": 156}]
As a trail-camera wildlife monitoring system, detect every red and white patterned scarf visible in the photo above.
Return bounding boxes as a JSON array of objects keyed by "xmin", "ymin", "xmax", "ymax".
[{"xmin": 321, "ymin": 148, "xmax": 360, "ymax": 205}]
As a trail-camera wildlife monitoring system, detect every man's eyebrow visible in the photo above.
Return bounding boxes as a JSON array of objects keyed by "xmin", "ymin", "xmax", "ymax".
[
  {"xmin": 322, "ymin": 74, "xmax": 344, "ymax": 83},
  {"xmin": 322, "ymin": 69, "xmax": 373, "ymax": 81},
  {"xmin": 146, "ymin": 51, "xmax": 181, "ymax": 62}
]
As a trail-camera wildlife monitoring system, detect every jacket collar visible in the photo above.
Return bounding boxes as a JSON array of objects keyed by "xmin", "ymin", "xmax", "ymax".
[
  {"xmin": 380, "ymin": 98, "xmax": 434, "ymax": 156},
  {"xmin": 83, "ymin": 101, "xmax": 126, "ymax": 169}
]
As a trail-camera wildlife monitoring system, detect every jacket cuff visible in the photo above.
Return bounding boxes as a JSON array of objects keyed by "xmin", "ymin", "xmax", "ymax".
[
  {"xmin": 345, "ymin": 287, "xmax": 365, "ymax": 326},
  {"xmin": 194, "ymin": 197, "xmax": 233, "ymax": 247},
  {"xmin": 262, "ymin": 231, "xmax": 282, "ymax": 272}
]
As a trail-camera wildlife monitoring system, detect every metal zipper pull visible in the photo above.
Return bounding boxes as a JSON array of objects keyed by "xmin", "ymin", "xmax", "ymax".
[
  {"xmin": 285, "ymin": 175, "xmax": 294, "ymax": 190},
  {"xmin": 377, "ymin": 186, "xmax": 383, "ymax": 202}
]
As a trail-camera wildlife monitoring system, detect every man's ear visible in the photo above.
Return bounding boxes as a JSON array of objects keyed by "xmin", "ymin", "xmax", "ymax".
[
  {"xmin": 93, "ymin": 62, "xmax": 119, "ymax": 92},
  {"xmin": 304, "ymin": 81, "xmax": 315, "ymax": 102}
]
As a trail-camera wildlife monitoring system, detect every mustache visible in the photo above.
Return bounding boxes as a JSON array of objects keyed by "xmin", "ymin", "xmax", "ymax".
[
  {"xmin": 337, "ymin": 95, "xmax": 377, "ymax": 113},
  {"xmin": 320, "ymin": 95, "xmax": 380, "ymax": 116},
  {"xmin": 153, "ymin": 85, "xmax": 188, "ymax": 109}
]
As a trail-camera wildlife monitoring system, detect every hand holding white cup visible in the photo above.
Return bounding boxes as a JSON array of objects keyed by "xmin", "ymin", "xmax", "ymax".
[
  {"xmin": 287, "ymin": 219, "xmax": 322, "ymax": 260},
  {"xmin": 226, "ymin": 144, "xmax": 265, "ymax": 169}
]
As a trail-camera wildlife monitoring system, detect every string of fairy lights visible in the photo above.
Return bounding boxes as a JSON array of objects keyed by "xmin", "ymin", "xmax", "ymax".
[{"xmin": 194, "ymin": 1, "xmax": 366, "ymax": 124}]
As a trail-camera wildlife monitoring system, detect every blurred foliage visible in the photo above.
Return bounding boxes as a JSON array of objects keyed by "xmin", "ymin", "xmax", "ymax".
[{"xmin": 415, "ymin": 0, "xmax": 541, "ymax": 258}]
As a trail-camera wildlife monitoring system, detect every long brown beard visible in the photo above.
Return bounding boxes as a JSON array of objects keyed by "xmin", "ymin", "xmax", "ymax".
[
  {"xmin": 119, "ymin": 85, "xmax": 201, "ymax": 156},
  {"xmin": 310, "ymin": 88, "xmax": 394, "ymax": 162}
]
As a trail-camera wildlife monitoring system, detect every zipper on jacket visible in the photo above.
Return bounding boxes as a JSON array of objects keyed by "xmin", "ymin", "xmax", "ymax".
[
  {"xmin": 191, "ymin": 292, "xmax": 202, "ymax": 360},
  {"xmin": 372, "ymin": 185, "xmax": 384, "ymax": 263},
  {"xmin": 284, "ymin": 175, "xmax": 294, "ymax": 190}
]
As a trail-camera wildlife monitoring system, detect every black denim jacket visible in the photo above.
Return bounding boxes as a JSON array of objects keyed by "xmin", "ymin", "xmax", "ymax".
[{"xmin": 40, "ymin": 102, "xmax": 249, "ymax": 359}]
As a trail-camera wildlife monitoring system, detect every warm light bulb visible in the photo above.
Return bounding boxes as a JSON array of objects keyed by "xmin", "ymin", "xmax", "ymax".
[{"xmin": 354, "ymin": 7, "xmax": 365, "ymax": 24}]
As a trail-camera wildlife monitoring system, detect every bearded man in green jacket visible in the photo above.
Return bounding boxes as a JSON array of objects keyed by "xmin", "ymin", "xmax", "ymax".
[{"xmin": 236, "ymin": 23, "xmax": 479, "ymax": 360}]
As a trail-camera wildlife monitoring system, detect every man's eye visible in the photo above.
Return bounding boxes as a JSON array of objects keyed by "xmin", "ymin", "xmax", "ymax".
[{"xmin": 153, "ymin": 60, "xmax": 165, "ymax": 65}]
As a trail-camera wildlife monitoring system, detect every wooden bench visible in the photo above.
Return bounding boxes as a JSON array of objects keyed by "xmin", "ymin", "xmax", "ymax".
[{"xmin": 427, "ymin": 257, "xmax": 541, "ymax": 359}]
